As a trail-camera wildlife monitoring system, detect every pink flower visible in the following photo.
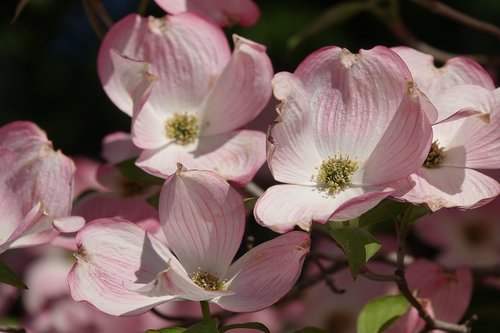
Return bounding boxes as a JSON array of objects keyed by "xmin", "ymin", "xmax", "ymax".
[
  {"xmin": 254, "ymin": 46, "xmax": 434, "ymax": 232},
  {"xmin": 391, "ymin": 47, "xmax": 500, "ymax": 210},
  {"xmin": 154, "ymin": 0, "xmax": 260, "ymax": 27},
  {"xmin": 68, "ymin": 166, "xmax": 310, "ymax": 315},
  {"xmin": 98, "ymin": 13, "xmax": 272, "ymax": 185},
  {"xmin": 414, "ymin": 196, "xmax": 500, "ymax": 268},
  {"xmin": 386, "ymin": 260, "xmax": 473, "ymax": 333},
  {"xmin": 0, "ymin": 121, "xmax": 81, "ymax": 254}
]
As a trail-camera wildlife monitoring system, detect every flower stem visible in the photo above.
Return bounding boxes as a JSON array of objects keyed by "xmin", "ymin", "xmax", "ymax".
[{"xmin": 200, "ymin": 301, "xmax": 211, "ymax": 322}]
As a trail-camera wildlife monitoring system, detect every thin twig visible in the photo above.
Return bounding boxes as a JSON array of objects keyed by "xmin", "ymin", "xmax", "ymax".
[
  {"xmin": 410, "ymin": 0, "xmax": 500, "ymax": 40},
  {"xmin": 82, "ymin": 0, "xmax": 106, "ymax": 39},
  {"xmin": 360, "ymin": 265, "xmax": 401, "ymax": 282},
  {"xmin": 138, "ymin": 0, "xmax": 151, "ymax": 16},
  {"xmin": 311, "ymin": 256, "xmax": 346, "ymax": 294},
  {"xmin": 88, "ymin": 0, "xmax": 113, "ymax": 28}
]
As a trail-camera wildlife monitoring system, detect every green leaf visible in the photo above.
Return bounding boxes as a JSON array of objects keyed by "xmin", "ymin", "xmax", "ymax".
[
  {"xmin": 358, "ymin": 199, "xmax": 411, "ymax": 227},
  {"xmin": 329, "ymin": 226, "xmax": 381, "ymax": 277},
  {"xmin": 357, "ymin": 294, "xmax": 410, "ymax": 333},
  {"xmin": 146, "ymin": 192, "xmax": 160, "ymax": 209},
  {"xmin": 244, "ymin": 197, "xmax": 258, "ymax": 210},
  {"xmin": 184, "ymin": 319, "xmax": 219, "ymax": 333},
  {"xmin": 0, "ymin": 259, "xmax": 27, "ymax": 289},
  {"xmin": 116, "ymin": 158, "xmax": 164, "ymax": 185},
  {"xmin": 146, "ymin": 328, "xmax": 186, "ymax": 333},
  {"xmin": 221, "ymin": 322, "xmax": 270, "ymax": 332},
  {"xmin": 401, "ymin": 204, "xmax": 429, "ymax": 228},
  {"xmin": 294, "ymin": 327, "xmax": 328, "ymax": 333}
]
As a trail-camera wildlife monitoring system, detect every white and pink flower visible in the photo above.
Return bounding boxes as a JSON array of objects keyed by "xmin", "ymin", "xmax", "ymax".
[
  {"xmin": 98, "ymin": 13, "xmax": 272, "ymax": 185},
  {"xmin": 68, "ymin": 166, "xmax": 309, "ymax": 315},
  {"xmin": 391, "ymin": 47, "xmax": 500, "ymax": 210},
  {"xmin": 254, "ymin": 46, "xmax": 434, "ymax": 232},
  {"xmin": 0, "ymin": 121, "xmax": 80, "ymax": 254}
]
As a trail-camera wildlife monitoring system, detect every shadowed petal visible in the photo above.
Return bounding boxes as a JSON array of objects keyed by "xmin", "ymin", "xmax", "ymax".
[
  {"xmin": 254, "ymin": 184, "xmax": 393, "ymax": 233},
  {"xmin": 215, "ymin": 231, "xmax": 310, "ymax": 312},
  {"xmin": 136, "ymin": 130, "xmax": 266, "ymax": 185},
  {"xmin": 68, "ymin": 218, "xmax": 182, "ymax": 316}
]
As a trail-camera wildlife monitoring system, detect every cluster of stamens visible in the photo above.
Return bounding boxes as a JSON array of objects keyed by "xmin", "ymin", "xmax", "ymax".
[
  {"xmin": 423, "ymin": 141, "xmax": 445, "ymax": 168},
  {"xmin": 190, "ymin": 270, "xmax": 225, "ymax": 291},
  {"xmin": 316, "ymin": 155, "xmax": 358, "ymax": 194},
  {"xmin": 165, "ymin": 113, "xmax": 200, "ymax": 145}
]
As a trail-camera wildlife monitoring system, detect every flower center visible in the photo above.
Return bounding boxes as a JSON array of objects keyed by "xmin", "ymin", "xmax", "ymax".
[
  {"xmin": 191, "ymin": 270, "xmax": 224, "ymax": 291},
  {"xmin": 165, "ymin": 113, "xmax": 200, "ymax": 145},
  {"xmin": 317, "ymin": 155, "xmax": 358, "ymax": 194},
  {"xmin": 423, "ymin": 141, "xmax": 445, "ymax": 168}
]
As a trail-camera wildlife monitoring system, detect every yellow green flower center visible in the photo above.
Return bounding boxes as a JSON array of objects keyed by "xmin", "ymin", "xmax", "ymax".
[
  {"xmin": 423, "ymin": 141, "xmax": 445, "ymax": 168},
  {"xmin": 317, "ymin": 155, "xmax": 358, "ymax": 194},
  {"xmin": 191, "ymin": 270, "xmax": 224, "ymax": 291},
  {"xmin": 165, "ymin": 113, "xmax": 200, "ymax": 145}
]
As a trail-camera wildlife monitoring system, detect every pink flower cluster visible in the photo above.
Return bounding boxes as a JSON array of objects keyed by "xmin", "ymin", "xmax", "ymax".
[{"xmin": 1, "ymin": 1, "xmax": 499, "ymax": 332}]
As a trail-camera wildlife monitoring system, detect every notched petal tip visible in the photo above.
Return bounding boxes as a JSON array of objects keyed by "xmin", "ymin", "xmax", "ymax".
[
  {"xmin": 340, "ymin": 48, "xmax": 358, "ymax": 68},
  {"xmin": 232, "ymin": 34, "xmax": 266, "ymax": 53},
  {"xmin": 175, "ymin": 162, "xmax": 186, "ymax": 175},
  {"xmin": 479, "ymin": 113, "xmax": 490, "ymax": 123}
]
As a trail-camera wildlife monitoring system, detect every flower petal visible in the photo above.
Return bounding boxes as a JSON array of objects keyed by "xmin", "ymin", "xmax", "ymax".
[
  {"xmin": 267, "ymin": 72, "xmax": 323, "ymax": 185},
  {"xmin": 215, "ymin": 231, "xmax": 310, "ymax": 312},
  {"xmin": 154, "ymin": 0, "xmax": 260, "ymax": 27},
  {"xmin": 98, "ymin": 13, "xmax": 231, "ymax": 116},
  {"xmin": 392, "ymin": 46, "xmax": 495, "ymax": 92},
  {"xmin": 393, "ymin": 167, "xmax": 500, "ymax": 211},
  {"xmin": 101, "ymin": 132, "xmax": 141, "ymax": 163},
  {"xmin": 136, "ymin": 130, "xmax": 266, "ymax": 186},
  {"xmin": 254, "ymin": 184, "xmax": 393, "ymax": 233},
  {"xmin": 406, "ymin": 260, "xmax": 473, "ymax": 323},
  {"xmin": 159, "ymin": 167, "xmax": 245, "ymax": 278},
  {"xmin": 200, "ymin": 35, "xmax": 272, "ymax": 136},
  {"xmin": 68, "ymin": 218, "xmax": 182, "ymax": 316},
  {"xmin": 360, "ymin": 87, "xmax": 433, "ymax": 185}
]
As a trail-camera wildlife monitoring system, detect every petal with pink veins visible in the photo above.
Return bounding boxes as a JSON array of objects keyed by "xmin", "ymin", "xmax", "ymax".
[
  {"xmin": 101, "ymin": 131, "xmax": 141, "ymax": 163},
  {"xmin": 200, "ymin": 35, "xmax": 272, "ymax": 136},
  {"xmin": 393, "ymin": 167, "xmax": 500, "ymax": 211},
  {"xmin": 98, "ymin": 13, "xmax": 230, "ymax": 116},
  {"xmin": 68, "ymin": 218, "xmax": 184, "ymax": 316},
  {"xmin": 254, "ymin": 184, "xmax": 393, "ymax": 233},
  {"xmin": 136, "ymin": 130, "xmax": 266, "ymax": 185},
  {"xmin": 215, "ymin": 231, "xmax": 310, "ymax": 312},
  {"xmin": 159, "ymin": 167, "xmax": 245, "ymax": 278}
]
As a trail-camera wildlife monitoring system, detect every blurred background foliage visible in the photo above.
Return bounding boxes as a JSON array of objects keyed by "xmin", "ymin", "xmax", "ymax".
[{"xmin": 0, "ymin": 1, "xmax": 499, "ymax": 330}]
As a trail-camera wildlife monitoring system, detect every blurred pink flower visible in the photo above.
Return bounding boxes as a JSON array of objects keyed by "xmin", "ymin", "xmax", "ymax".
[
  {"xmin": 0, "ymin": 121, "xmax": 81, "ymax": 254},
  {"xmin": 254, "ymin": 46, "xmax": 434, "ymax": 232},
  {"xmin": 386, "ymin": 259, "xmax": 473, "ymax": 333},
  {"xmin": 414, "ymin": 197, "xmax": 500, "ymax": 268},
  {"xmin": 69, "ymin": 166, "xmax": 309, "ymax": 315},
  {"xmin": 391, "ymin": 47, "xmax": 500, "ymax": 210},
  {"xmin": 98, "ymin": 13, "xmax": 272, "ymax": 185},
  {"xmin": 154, "ymin": 0, "xmax": 260, "ymax": 27},
  {"xmin": 22, "ymin": 250, "xmax": 165, "ymax": 333}
]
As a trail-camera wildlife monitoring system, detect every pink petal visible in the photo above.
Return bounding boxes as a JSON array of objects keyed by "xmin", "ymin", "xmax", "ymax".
[
  {"xmin": 101, "ymin": 131, "xmax": 141, "ymax": 163},
  {"xmin": 0, "ymin": 121, "xmax": 75, "ymax": 251},
  {"xmin": 68, "ymin": 218, "xmax": 182, "ymax": 316},
  {"xmin": 392, "ymin": 46, "xmax": 495, "ymax": 92},
  {"xmin": 254, "ymin": 184, "xmax": 393, "ymax": 233},
  {"xmin": 98, "ymin": 13, "xmax": 230, "ymax": 116},
  {"xmin": 406, "ymin": 260, "xmax": 473, "ymax": 323},
  {"xmin": 393, "ymin": 167, "xmax": 500, "ymax": 211},
  {"xmin": 159, "ymin": 167, "xmax": 245, "ymax": 278},
  {"xmin": 215, "ymin": 231, "xmax": 310, "ymax": 312},
  {"xmin": 72, "ymin": 156, "xmax": 107, "ymax": 198},
  {"xmin": 356, "ymin": 87, "xmax": 433, "ymax": 185},
  {"xmin": 267, "ymin": 72, "xmax": 323, "ymax": 185},
  {"xmin": 136, "ymin": 130, "xmax": 266, "ymax": 186},
  {"xmin": 433, "ymin": 93, "xmax": 500, "ymax": 169},
  {"xmin": 431, "ymin": 85, "xmax": 495, "ymax": 123},
  {"xmin": 53, "ymin": 216, "xmax": 86, "ymax": 233},
  {"xmin": 200, "ymin": 35, "xmax": 272, "ymax": 136},
  {"xmin": 154, "ymin": 0, "xmax": 260, "ymax": 27}
]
